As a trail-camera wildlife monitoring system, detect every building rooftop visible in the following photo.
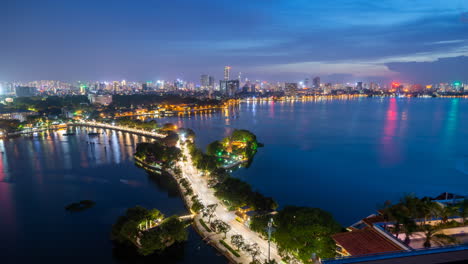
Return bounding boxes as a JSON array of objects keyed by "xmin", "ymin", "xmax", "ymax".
[
  {"xmin": 332, "ymin": 228, "xmax": 404, "ymax": 256},
  {"xmin": 323, "ymin": 246, "xmax": 468, "ymax": 264},
  {"xmin": 362, "ymin": 215, "xmax": 386, "ymax": 227}
]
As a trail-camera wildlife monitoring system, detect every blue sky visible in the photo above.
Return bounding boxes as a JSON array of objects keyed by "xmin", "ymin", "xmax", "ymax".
[{"xmin": 1, "ymin": 0, "xmax": 468, "ymax": 83}]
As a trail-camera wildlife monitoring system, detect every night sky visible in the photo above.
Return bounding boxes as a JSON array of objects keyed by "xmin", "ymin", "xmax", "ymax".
[{"xmin": 2, "ymin": 0, "xmax": 468, "ymax": 83}]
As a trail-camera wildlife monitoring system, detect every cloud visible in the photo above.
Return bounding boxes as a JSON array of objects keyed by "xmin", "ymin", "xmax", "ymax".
[{"xmin": 386, "ymin": 56, "xmax": 468, "ymax": 83}]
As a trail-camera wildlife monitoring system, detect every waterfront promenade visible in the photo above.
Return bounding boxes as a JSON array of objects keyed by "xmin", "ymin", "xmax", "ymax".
[{"xmin": 177, "ymin": 141, "xmax": 284, "ymax": 264}]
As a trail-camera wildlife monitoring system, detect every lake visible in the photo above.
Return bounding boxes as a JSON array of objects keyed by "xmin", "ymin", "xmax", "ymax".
[{"xmin": 1, "ymin": 97, "xmax": 468, "ymax": 263}]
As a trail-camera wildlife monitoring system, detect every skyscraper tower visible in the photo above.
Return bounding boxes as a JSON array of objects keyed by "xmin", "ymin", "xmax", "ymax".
[
  {"xmin": 224, "ymin": 66, "xmax": 231, "ymax": 80},
  {"xmin": 313, "ymin": 77, "xmax": 320, "ymax": 89}
]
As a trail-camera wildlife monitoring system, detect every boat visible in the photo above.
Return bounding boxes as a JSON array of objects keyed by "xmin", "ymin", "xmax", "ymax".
[
  {"xmin": 63, "ymin": 132, "xmax": 76, "ymax": 136},
  {"xmin": 88, "ymin": 132, "xmax": 100, "ymax": 136}
]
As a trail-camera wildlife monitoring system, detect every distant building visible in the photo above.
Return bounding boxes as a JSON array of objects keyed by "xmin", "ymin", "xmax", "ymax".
[
  {"xmin": 201, "ymin": 75, "xmax": 209, "ymax": 88},
  {"xmin": 285, "ymin": 82, "xmax": 298, "ymax": 96},
  {"xmin": 142, "ymin": 83, "xmax": 149, "ymax": 91},
  {"xmin": 0, "ymin": 110, "xmax": 38, "ymax": 122},
  {"xmin": 313, "ymin": 76, "xmax": 320, "ymax": 89},
  {"xmin": 220, "ymin": 80, "xmax": 239, "ymax": 96},
  {"xmin": 15, "ymin": 86, "xmax": 38, "ymax": 97},
  {"xmin": 356, "ymin": 82, "xmax": 363, "ymax": 90},
  {"xmin": 224, "ymin": 66, "xmax": 231, "ymax": 80},
  {"xmin": 88, "ymin": 94, "xmax": 113, "ymax": 105}
]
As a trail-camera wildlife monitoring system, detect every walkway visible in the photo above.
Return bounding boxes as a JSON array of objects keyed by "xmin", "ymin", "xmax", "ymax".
[
  {"xmin": 68, "ymin": 121, "xmax": 165, "ymax": 139},
  {"xmin": 177, "ymin": 141, "xmax": 284, "ymax": 264}
]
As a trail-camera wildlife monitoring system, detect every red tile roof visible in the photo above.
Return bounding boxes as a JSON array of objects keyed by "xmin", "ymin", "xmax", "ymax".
[{"xmin": 332, "ymin": 228, "xmax": 404, "ymax": 256}]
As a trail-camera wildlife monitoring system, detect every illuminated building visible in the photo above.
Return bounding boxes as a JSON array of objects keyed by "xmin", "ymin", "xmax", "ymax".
[
  {"xmin": 88, "ymin": 94, "xmax": 113, "ymax": 105},
  {"xmin": 220, "ymin": 80, "xmax": 239, "ymax": 96},
  {"xmin": 224, "ymin": 66, "xmax": 231, "ymax": 80},
  {"xmin": 285, "ymin": 82, "xmax": 298, "ymax": 96}
]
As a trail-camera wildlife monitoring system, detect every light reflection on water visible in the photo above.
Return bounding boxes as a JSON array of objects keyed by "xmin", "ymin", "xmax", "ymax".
[
  {"xmin": 0, "ymin": 127, "xmax": 225, "ymax": 264},
  {"xmin": 151, "ymin": 97, "xmax": 468, "ymax": 225}
]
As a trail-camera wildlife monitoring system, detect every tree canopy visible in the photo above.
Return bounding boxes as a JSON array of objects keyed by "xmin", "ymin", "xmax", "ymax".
[{"xmin": 251, "ymin": 206, "xmax": 341, "ymax": 261}]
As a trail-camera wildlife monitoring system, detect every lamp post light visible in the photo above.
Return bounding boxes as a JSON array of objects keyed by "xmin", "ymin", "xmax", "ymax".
[{"xmin": 267, "ymin": 217, "xmax": 273, "ymax": 262}]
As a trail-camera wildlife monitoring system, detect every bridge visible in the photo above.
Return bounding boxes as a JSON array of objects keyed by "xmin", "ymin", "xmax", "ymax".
[
  {"xmin": 7, "ymin": 124, "xmax": 67, "ymax": 136},
  {"xmin": 68, "ymin": 121, "xmax": 166, "ymax": 139},
  {"xmin": 140, "ymin": 214, "xmax": 195, "ymax": 232}
]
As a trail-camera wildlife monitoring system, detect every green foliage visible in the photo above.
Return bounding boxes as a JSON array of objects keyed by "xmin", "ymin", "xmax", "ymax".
[
  {"xmin": 214, "ymin": 177, "xmax": 277, "ymax": 211},
  {"xmin": 5, "ymin": 95, "xmax": 89, "ymax": 115},
  {"xmin": 251, "ymin": 206, "xmax": 341, "ymax": 261},
  {"xmin": 111, "ymin": 94, "xmax": 221, "ymax": 108},
  {"xmin": 139, "ymin": 216, "xmax": 188, "ymax": 256},
  {"xmin": 111, "ymin": 206, "xmax": 164, "ymax": 245},
  {"xmin": 230, "ymin": 234, "xmax": 245, "ymax": 251},
  {"xmin": 135, "ymin": 141, "xmax": 181, "ymax": 168},
  {"xmin": 207, "ymin": 140, "xmax": 223, "ymax": 156},
  {"xmin": 199, "ymin": 219, "xmax": 212, "ymax": 232},
  {"xmin": 220, "ymin": 239, "xmax": 240, "ymax": 257},
  {"xmin": 191, "ymin": 196, "xmax": 204, "ymax": 213},
  {"xmin": 211, "ymin": 219, "xmax": 231, "ymax": 239},
  {"xmin": 115, "ymin": 117, "xmax": 158, "ymax": 131},
  {"xmin": 0, "ymin": 119, "xmax": 21, "ymax": 132}
]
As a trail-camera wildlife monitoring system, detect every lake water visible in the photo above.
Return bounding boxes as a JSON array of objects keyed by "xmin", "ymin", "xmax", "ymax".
[
  {"xmin": 2, "ymin": 97, "xmax": 468, "ymax": 263},
  {"xmin": 0, "ymin": 127, "xmax": 225, "ymax": 263},
  {"xmin": 160, "ymin": 97, "xmax": 468, "ymax": 224}
]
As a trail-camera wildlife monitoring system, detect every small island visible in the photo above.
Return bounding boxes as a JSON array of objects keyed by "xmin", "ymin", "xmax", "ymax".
[
  {"xmin": 65, "ymin": 200, "xmax": 96, "ymax": 212},
  {"xmin": 206, "ymin": 129, "xmax": 261, "ymax": 168},
  {"xmin": 111, "ymin": 206, "xmax": 189, "ymax": 256}
]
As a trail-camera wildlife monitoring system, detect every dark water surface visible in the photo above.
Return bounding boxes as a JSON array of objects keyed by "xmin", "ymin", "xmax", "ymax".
[
  {"xmin": 0, "ymin": 127, "xmax": 225, "ymax": 263},
  {"xmin": 2, "ymin": 98, "xmax": 468, "ymax": 263},
  {"xmin": 160, "ymin": 97, "xmax": 468, "ymax": 224}
]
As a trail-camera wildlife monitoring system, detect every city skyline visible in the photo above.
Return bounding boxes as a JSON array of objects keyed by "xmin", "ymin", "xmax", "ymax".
[{"xmin": 2, "ymin": 0, "xmax": 468, "ymax": 83}]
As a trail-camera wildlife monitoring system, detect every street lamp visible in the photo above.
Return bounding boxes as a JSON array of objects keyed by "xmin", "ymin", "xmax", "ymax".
[{"xmin": 267, "ymin": 217, "xmax": 273, "ymax": 262}]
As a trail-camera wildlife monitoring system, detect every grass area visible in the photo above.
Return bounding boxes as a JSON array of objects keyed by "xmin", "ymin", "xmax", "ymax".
[
  {"xmin": 199, "ymin": 219, "xmax": 212, "ymax": 232},
  {"xmin": 220, "ymin": 239, "xmax": 240, "ymax": 258}
]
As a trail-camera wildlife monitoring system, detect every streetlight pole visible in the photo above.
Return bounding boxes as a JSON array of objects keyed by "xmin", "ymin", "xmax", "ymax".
[{"xmin": 267, "ymin": 217, "xmax": 273, "ymax": 262}]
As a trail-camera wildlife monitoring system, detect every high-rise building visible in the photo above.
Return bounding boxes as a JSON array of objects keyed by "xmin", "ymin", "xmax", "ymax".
[
  {"xmin": 15, "ymin": 86, "xmax": 38, "ymax": 97},
  {"xmin": 201, "ymin": 75, "xmax": 210, "ymax": 88},
  {"xmin": 220, "ymin": 80, "xmax": 239, "ymax": 96},
  {"xmin": 112, "ymin": 81, "xmax": 120, "ymax": 93},
  {"xmin": 285, "ymin": 83, "xmax": 298, "ymax": 96},
  {"xmin": 356, "ymin": 82, "xmax": 363, "ymax": 90},
  {"xmin": 224, "ymin": 66, "xmax": 231, "ymax": 80},
  {"xmin": 304, "ymin": 78, "xmax": 310, "ymax": 88},
  {"xmin": 313, "ymin": 77, "xmax": 320, "ymax": 89},
  {"xmin": 209, "ymin": 76, "xmax": 215, "ymax": 89},
  {"xmin": 200, "ymin": 75, "xmax": 215, "ymax": 91}
]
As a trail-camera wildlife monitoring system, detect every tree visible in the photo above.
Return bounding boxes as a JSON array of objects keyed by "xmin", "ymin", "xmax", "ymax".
[
  {"xmin": 203, "ymin": 204, "xmax": 218, "ymax": 223},
  {"xmin": 437, "ymin": 205, "xmax": 459, "ymax": 223},
  {"xmin": 457, "ymin": 199, "xmax": 468, "ymax": 225},
  {"xmin": 211, "ymin": 219, "xmax": 230, "ymax": 239},
  {"xmin": 244, "ymin": 243, "xmax": 261, "ymax": 262},
  {"xmin": 148, "ymin": 209, "xmax": 164, "ymax": 221},
  {"xmin": 231, "ymin": 234, "xmax": 245, "ymax": 251},
  {"xmin": 207, "ymin": 140, "xmax": 223, "ymax": 156},
  {"xmin": 401, "ymin": 217, "xmax": 417, "ymax": 245},
  {"xmin": 191, "ymin": 196, "xmax": 204, "ymax": 213},
  {"xmin": 139, "ymin": 216, "xmax": 188, "ymax": 256},
  {"xmin": 272, "ymin": 206, "xmax": 341, "ymax": 261},
  {"xmin": 421, "ymin": 224, "xmax": 458, "ymax": 248}
]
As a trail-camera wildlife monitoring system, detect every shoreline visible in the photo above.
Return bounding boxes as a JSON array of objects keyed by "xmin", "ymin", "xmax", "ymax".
[{"xmin": 134, "ymin": 157, "xmax": 243, "ymax": 264}]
